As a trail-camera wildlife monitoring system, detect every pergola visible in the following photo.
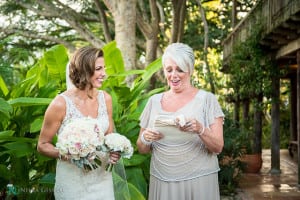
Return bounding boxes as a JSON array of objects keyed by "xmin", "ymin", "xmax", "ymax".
[{"xmin": 222, "ymin": 0, "xmax": 300, "ymax": 183}]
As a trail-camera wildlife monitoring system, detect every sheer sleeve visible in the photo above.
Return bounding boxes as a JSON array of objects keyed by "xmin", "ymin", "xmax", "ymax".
[
  {"xmin": 139, "ymin": 96, "xmax": 154, "ymax": 129},
  {"xmin": 204, "ymin": 92, "xmax": 225, "ymax": 127}
]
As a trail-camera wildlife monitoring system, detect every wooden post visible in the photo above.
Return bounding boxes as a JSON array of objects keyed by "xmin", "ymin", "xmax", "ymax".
[
  {"xmin": 290, "ymin": 75, "xmax": 297, "ymax": 143},
  {"xmin": 289, "ymin": 74, "xmax": 298, "ymax": 159},
  {"xmin": 270, "ymin": 62, "xmax": 281, "ymax": 174},
  {"xmin": 297, "ymin": 51, "xmax": 300, "ymax": 185}
]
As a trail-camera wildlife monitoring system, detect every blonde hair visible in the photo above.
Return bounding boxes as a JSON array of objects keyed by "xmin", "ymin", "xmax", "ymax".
[{"xmin": 162, "ymin": 43, "xmax": 195, "ymax": 75}]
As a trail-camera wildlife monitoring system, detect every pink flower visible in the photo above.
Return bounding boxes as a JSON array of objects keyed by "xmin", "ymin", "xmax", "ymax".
[
  {"xmin": 56, "ymin": 117, "xmax": 106, "ymax": 172},
  {"xmin": 75, "ymin": 142, "xmax": 81, "ymax": 149}
]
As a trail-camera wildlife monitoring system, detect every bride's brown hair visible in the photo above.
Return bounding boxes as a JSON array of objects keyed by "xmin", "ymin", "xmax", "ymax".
[{"xmin": 69, "ymin": 46, "xmax": 104, "ymax": 93}]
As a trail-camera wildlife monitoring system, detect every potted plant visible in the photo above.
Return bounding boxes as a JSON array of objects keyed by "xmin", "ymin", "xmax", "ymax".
[{"xmin": 238, "ymin": 126, "xmax": 263, "ymax": 173}]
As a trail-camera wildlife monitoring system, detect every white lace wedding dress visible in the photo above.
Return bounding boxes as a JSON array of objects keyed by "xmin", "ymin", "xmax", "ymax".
[{"xmin": 54, "ymin": 91, "xmax": 115, "ymax": 200}]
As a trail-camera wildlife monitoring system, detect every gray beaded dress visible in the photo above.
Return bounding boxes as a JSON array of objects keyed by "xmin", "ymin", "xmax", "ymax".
[
  {"xmin": 139, "ymin": 90, "xmax": 224, "ymax": 200},
  {"xmin": 54, "ymin": 91, "xmax": 115, "ymax": 200}
]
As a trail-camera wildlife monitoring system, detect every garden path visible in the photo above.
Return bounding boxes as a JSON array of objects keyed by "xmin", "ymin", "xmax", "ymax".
[{"xmin": 234, "ymin": 149, "xmax": 300, "ymax": 200}]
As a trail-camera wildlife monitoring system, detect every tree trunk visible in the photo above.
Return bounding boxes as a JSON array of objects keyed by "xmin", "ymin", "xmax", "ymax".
[
  {"xmin": 242, "ymin": 99, "xmax": 250, "ymax": 122},
  {"xmin": 103, "ymin": 0, "xmax": 137, "ymax": 73},
  {"xmin": 242, "ymin": 98, "xmax": 250, "ymax": 131},
  {"xmin": 234, "ymin": 97, "xmax": 240, "ymax": 126},
  {"xmin": 232, "ymin": 0, "xmax": 237, "ymax": 27},
  {"xmin": 136, "ymin": 0, "xmax": 159, "ymax": 66},
  {"xmin": 94, "ymin": 0, "xmax": 112, "ymax": 43},
  {"xmin": 170, "ymin": 0, "xmax": 186, "ymax": 43},
  {"xmin": 197, "ymin": 0, "xmax": 215, "ymax": 93}
]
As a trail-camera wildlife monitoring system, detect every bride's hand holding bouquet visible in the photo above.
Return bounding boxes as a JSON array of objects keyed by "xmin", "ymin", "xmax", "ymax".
[
  {"xmin": 101, "ymin": 133, "xmax": 134, "ymax": 171},
  {"xmin": 55, "ymin": 117, "xmax": 133, "ymax": 172},
  {"xmin": 55, "ymin": 117, "xmax": 106, "ymax": 172}
]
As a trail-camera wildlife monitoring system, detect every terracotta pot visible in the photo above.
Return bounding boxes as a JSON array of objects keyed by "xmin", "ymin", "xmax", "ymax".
[{"xmin": 240, "ymin": 153, "xmax": 262, "ymax": 173}]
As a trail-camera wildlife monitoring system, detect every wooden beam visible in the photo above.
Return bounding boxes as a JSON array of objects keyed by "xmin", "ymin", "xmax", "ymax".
[
  {"xmin": 282, "ymin": 21, "xmax": 300, "ymax": 30},
  {"xmin": 260, "ymin": 40, "xmax": 280, "ymax": 49},
  {"xmin": 276, "ymin": 38, "xmax": 300, "ymax": 59},
  {"xmin": 268, "ymin": 34, "xmax": 289, "ymax": 44},
  {"xmin": 290, "ymin": 15, "xmax": 300, "ymax": 21},
  {"xmin": 273, "ymin": 28, "xmax": 298, "ymax": 39}
]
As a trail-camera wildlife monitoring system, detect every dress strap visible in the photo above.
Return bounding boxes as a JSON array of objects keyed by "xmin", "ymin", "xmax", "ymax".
[
  {"xmin": 96, "ymin": 91, "xmax": 109, "ymax": 120},
  {"xmin": 97, "ymin": 91, "xmax": 104, "ymax": 111},
  {"xmin": 59, "ymin": 93, "xmax": 82, "ymax": 120},
  {"xmin": 59, "ymin": 94, "xmax": 71, "ymax": 117}
]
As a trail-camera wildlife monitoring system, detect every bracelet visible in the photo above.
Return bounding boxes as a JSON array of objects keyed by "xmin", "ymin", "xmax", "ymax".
[
  {"xmin": 198, "ymin": 126, "xmax": 205, "ymax": 136},
  {"xmin": 140, "ymin": 131, "xmax": 152, "ymax": 146}
]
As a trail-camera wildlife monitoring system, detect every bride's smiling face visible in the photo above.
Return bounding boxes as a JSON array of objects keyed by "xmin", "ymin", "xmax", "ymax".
[
  {"xmin": 163, "ymin": 58, "xmax": 190, "ymax": 92},
  {"xmin": 91, "ymin": 57, "xmax": 106, "ymax": 88}
]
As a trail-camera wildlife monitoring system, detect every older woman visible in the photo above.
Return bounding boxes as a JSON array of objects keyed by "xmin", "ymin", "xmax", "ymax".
[{"xmin": 137, "ymin": 43, "xmax": 224, "ymax": 200}]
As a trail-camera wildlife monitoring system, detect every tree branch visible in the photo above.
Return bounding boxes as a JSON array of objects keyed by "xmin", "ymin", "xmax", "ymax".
[
  {"xmin": 0, "ymin": 26, "xmax": 76, "ymax": 52},
  {"xmin": 94, "ymin": 0, "xmax": 112, "ymax": 42},
  {"xmin": 155, "ymin": 1, "xmax": 169, "ymax": 42},
  {"xmin": 196, "ymin": 0, "xmax": 215, "ymax": 93},
  {"xmin": 34, "ymin": 0, "xmax": 105, "ymax": 48},
  {"xmin": 170, "ymin": 0, "xmax": 186, "ymax": 43}
]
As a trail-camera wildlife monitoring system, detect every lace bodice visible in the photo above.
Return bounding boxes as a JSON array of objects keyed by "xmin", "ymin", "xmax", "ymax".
[{"xmin": 58, "ymin": 91, "xmax": 109, "ymax": 135}]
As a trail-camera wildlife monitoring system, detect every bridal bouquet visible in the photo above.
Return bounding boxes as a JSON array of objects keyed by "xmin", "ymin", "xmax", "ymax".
[
  {"xmin": 101, "ymin": 133, "xmax": 134, "ymax": 171},
  {"xmin": 56, "ymin": 117, "xmax": 106, "ymax": 172}
]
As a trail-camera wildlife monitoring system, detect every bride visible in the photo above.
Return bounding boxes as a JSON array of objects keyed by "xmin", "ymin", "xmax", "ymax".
[{"xmin": 37, "ymin": 46, "xmax": 120, "ymax": 199}]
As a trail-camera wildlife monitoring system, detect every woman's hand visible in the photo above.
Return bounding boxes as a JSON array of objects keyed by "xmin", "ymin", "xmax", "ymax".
[
  {"xmin": 109, "ymin": 151, "xmax": 121, "ymax": 164},
  {"xmin": 178, "ymin": 117, "xmax": 224, "ymax": 153},
  {"xmin": 142, "ymin": 128, "xmax": 163, "ymax": 143},
  {"xmin": 178, "ymin": 119, "xmax": 204, "ymax": 135},
  {"xmin": 137, "ymin": 128, "xmax": 162, "ymax": 154},
  {"xmin": 59, "ymin": 154, "xmax": 71, "ymax": 161}
]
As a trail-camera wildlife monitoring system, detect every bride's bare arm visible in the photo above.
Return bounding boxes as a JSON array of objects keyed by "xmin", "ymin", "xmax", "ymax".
[{"xmin": 37, "ymin": 96, "xmax": 65, "ymax": 159}]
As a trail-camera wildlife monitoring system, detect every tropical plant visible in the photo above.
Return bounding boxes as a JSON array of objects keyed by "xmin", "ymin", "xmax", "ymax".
[
  {"xmin": 101, "ymin": 41, "xmax": 164, "ymax": 199},
  {"xmin": 0, "ymin": 45, "xmax": 68, "ymax": 199},
  {"xmin": 218, "ymin": 113, "xmax": 244, "ymax": 195}
]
